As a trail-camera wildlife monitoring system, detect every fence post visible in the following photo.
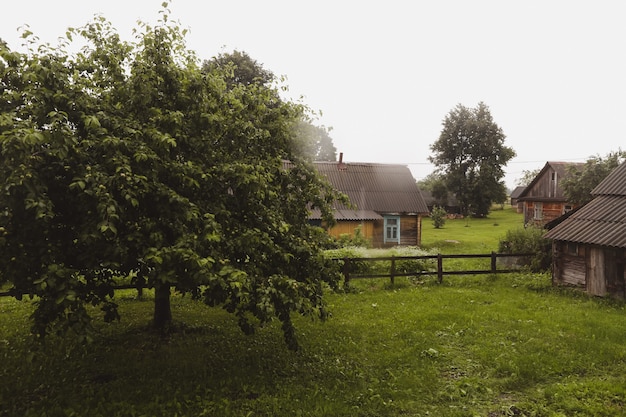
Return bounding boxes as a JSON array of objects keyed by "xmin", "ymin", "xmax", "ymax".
[
  {"xmin": 437, "ymin": 253, "xmax": 443, "ymax": 283},
  {"xmin": 343, "ymin": 258, "xmax": 350, "ymax": 288},
  {"xmin": 491, "ymin": 251, "xmax": 497, "ymax": 273},
  {"xmin": 390, "ymin": 255, "xmax": 395, "ymax": 285}
]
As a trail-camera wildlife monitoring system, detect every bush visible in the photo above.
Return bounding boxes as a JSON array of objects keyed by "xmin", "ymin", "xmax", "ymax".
[
  {"xmin": 335, "ymin": 225, "xmax": 371, "ymax": 248},
  {"xmin": 499, "ymin": 226, "xmax": 552, "ymax": 272},
  {"xmin": 431, "ymin": 206, "xmax": 447, "ymax": 228}
]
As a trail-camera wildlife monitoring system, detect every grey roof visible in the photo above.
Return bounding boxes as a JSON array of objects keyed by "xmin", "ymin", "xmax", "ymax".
[
  {"xmin": 544, "ymin": 161, "xmax": 626, "ymax": 248},
  {"xmin": 312, "ymin": 161, "xmax": 429, "ymax": 216},
  {"xmin": 591, "ymin": 159, "xmax": 626, "ymax": 196},
  {"xmin": 510, "ymin": 186, "xmax": 526, "ymax": 199}
]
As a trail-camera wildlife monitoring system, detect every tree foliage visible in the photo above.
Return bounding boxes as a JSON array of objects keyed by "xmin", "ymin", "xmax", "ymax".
[
  {"xmin": 202, "ymin": 50, "xmax": 337, "ymax": 162},
  {"xmin": 561, "ymin": 150, "xmax": 626, "ymax": 205},
  {"xmin": 429, "ymin": 102, "xmax": 515, "ymax": 217},
  {"xmin": 0, "ymin": 9, "xmax": 341, "ymax": 350}
]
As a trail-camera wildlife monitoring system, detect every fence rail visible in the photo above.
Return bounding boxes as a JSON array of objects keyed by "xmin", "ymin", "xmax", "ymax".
[
  {"xmin": 335, "ymin": 252, "xmax": 534, "ymax": 285},
  {"xmin": 0, "ymin": 252, "xmax": 534, "ymax": 297}
]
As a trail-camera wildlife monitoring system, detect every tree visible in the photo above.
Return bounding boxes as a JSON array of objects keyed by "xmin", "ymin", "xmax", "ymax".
[
  {"xmin": 562, "ymin": 150, "xmax": 626, "ymax": 205},
  {"xmin": 202, "ymin": 50, "xmax": 274, "ymax": 87},
  {"xmin": 0, "ymin": 9, "xmax": 341, "ymax": 350},
  {"xmin": 203, "ymin": 51, "xmax": 337, "ymax": 162},
  {"xmin": 293, "ymin": 121, "xmax": 337, "ymax": 161},
  {"xmin": 429, "ymin": 102, "xmax": 515, "ymax": 217},
  {"xmin": 516, "ymin": 168, "xmax": 541, "ymax": 187}
]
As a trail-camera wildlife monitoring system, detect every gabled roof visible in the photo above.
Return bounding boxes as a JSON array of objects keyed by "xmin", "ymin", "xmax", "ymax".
[
  {"xmin": 310, "ymin": 161, "xmax": 429, "ymax": 220},
  {"xmin": 510, "ymin": 186, "xmax": 526, "ymax": 199},
  {"xmin": 544, "ymin": 161, "xmax": 626, "ymax": 248},
  {"xmin": 518, "ymin": 161, "xmax": 584, "ymax": 201}
]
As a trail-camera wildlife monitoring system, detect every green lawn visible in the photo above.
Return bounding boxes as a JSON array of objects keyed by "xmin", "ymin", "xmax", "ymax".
[
  {"xmin": 2, "ymin": 206, "xmax": 625, "ymax": 416},
  {"xmin": 421, "ymin": 206, "xmax": 524, "ymax": 253}
]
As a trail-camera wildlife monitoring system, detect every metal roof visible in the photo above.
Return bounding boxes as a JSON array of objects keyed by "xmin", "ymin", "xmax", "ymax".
[
  {"xmin": 312, "ymin": 161, "xmax": 430, "ymax": 215},
  {"xmin": 591, "ymin": 160, "xmax": 626, "ymax": 197},
  {"xmin": 544, "ymin": 161, "xmax": 626, "ymax": 248}
]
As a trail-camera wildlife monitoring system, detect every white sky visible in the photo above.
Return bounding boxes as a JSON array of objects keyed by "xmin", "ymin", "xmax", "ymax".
[{"xmin": 3, "ymin": 1, "xmax": 625, "ymax": 189}]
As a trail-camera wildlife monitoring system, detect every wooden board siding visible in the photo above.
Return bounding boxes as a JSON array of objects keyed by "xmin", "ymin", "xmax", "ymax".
[
  {"xmin": 604, "ymin": 248, "xmax": 625, "ymax": 299},
  {"xmin": 558, "ymin": 255, "xmax": 587, "ymax": 287},
  {"xmin": 524, "ymin": 201, "xmax": 569, "ymax": 225},
  {"xmin": 587, "ymin": 247, "xmax": 607, "ymax": 296},
  {"xmin": 372, "ymin": 215, "xmax": 420, "ymax": 248},
  {"xmin": 327, "ymin": 221, "xmax": 374, "ymax": 241},
  {"xmin": 553, "ymin": 242, "xmax": 586, "ymax": 287}
]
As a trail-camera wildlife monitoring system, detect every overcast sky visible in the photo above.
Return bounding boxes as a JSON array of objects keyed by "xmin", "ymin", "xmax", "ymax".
[{"xmin": 3, "ymin": 1, "xmax": 625, "ymax": 189}]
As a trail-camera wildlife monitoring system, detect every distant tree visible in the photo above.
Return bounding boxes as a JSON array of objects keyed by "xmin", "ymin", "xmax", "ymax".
[
  {"xmin": 203, "ymin": 51, "xmax": 337, "ymax": 162},
  {"xmin": 418, "ymin": 172, "xmax": 450, "ymax": 208},
  {"xmin": 202, "ymin": 50, "xmax": 274, "ymax": 87},
  {"xmin": 516, "ymin": 168, "xmax": 541, "ymax": 186},
  {"xmin": 293, "ymin": 121, "xmax": 337, "ymax": 161},
  {"xmin": 0, "ymin": 11, "xmax": 341, "ymax": 350},
  {"xmin": 562, "ymin": 150, "xmax": 626, "ymax": 205},
  {"xmin": 429, "ymin": 102, "xmax": 515, "ymax": 217}
]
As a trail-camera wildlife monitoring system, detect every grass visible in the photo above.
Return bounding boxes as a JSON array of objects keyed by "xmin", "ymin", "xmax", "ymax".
[
  {"xmin": 2, "ymin": 278, "xmax": 626, "ymax": 416},
  {"xmin": 421, "ymin": 206, "xmax": 524, "ymax": 254},
  {"xmin": 2, "ymin": 206, "xmax": 625, "ymax": 416}
]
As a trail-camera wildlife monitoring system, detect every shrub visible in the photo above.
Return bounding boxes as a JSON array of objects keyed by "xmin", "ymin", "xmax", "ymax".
[
  {"xmin": 431, "ymin": 206, "xmax": 447, "ymax": 229},
  {"xmin": 335, "ymin": 225, "xmax": 371, "ymax": 248},
  {"xmin": 499, "ymin": 226, "xmax": 552, "ymax": 272}
]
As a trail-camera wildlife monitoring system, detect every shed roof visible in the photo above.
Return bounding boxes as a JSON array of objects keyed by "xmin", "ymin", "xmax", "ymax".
[
  {"xmin": 312, "ymin": 161, "xmax": 429, "ymax": 216},
  {"xmin": 544, "ymin": 161, "xmax": 626, "ymax": 248},
  {"xmin": 510, "ymin": 186, "xmax": 526, "ymax": 199}
]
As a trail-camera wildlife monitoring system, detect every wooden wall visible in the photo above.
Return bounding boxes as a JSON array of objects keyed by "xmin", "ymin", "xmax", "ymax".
[
  {"xmin": 372, "ymin": 215, "xmax": 421, "ymax": 248},
  {"xmin": 523, "ymin": 201, "xmax": 569, "ymax": 225},
  {"xmin": 553, "ymin": 242, "xmax": 626, "ymax": 299},
  {"xmin": 328, "ymin": 215, "xmax": 423, "ymax": 248},
  {"xmin": 327, "ymin": 221, "xmax": 374, "ymax": 241}
]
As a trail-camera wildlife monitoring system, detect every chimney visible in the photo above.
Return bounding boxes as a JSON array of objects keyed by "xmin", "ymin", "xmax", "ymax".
[{"xmin": 338, "ymin": 152, "xmax": 347, "ymax": 171}]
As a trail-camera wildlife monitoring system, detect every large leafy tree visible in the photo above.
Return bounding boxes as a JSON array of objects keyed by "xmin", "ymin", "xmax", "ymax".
[
  {"xmin": 0, "ymin": 10, "xmax": 340, "ymax": 349},
  {"xmin": 203, "ymin": 50, "xmax": 337, "ymax": 162},
  {"xmin": 429, "ymin": 102, "xmax": 515, "ymax": 217},
  {"xmin": 562, "ymin": 150, "xmax": 626, "ymax": 205}
]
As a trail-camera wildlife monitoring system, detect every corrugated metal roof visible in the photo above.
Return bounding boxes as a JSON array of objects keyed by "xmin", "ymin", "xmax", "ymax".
[
  {"xmin": 312, "ymin": 161, "xmax": 430, "ymax": 214},
  {"xmin": 591, "ymin": 160, "xmax": 626, "ymax": 196},
  {"xmin": 545, "ymin": 161, "xmax": 626, "ymax": 248},
  {"xmin": 308, "ymin": 208, "xmax": 383, "ymax": 221}
]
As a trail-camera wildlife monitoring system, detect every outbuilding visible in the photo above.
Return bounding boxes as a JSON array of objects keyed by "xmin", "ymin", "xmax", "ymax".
[{"xmin": 544, "ymin": 161, "xmax": 626, "ymax": 298}]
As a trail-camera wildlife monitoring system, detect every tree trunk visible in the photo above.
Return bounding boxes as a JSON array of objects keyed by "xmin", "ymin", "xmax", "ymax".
[{"xmin": 153, "ymin": 284, "xmax": 172, "ymax": 331}]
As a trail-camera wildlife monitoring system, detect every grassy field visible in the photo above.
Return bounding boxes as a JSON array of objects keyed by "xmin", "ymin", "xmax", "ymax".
[
  {"xmin": 2, "ymin": 207, "xmax": 626, "ymax": 416},
  {"xmin": 421, "ymin": 205, "xmax": 525, "ymax": 254}
]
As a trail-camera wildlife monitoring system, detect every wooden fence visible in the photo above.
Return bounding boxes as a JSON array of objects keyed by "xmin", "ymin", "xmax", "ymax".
[
  {"xmin": 335, "ymin": 252, "xmax": 534, "ymax": 285},
  {"xmin": 0, "ymin": 252, "xmax": 534, "ymax": 297}
]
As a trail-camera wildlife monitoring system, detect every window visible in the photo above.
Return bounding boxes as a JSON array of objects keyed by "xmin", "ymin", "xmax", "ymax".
[
  {"xmin": 384, "ymin": 216, "xmax": 400, "ymax": 243},
  {"xmin": 533, "ymin": 202, "xmax": 543, "ymax": 220}
]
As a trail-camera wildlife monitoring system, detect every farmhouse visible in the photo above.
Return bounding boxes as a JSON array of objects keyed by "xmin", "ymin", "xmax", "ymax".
[
  {"xmin": 307, "ymin": 158, "xmax": 429, "ymax": 248},
  {"xmin": 544, "ymin": 161, "xmax": 626, "ymax": 298},
  {"xmin": 517, "ymin": 161, "xmax": 584, "ymax": 226}
]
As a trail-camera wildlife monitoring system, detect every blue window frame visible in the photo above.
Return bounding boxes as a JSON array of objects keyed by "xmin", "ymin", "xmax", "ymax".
[{"xmin": 384, "ymin": 216, "xmax": 400, "ymax": 243}]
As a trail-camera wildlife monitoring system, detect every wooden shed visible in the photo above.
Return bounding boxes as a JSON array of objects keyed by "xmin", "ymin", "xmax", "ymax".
[
  {"xmin": 544, "ymin": 161, "xmax": 626, "ymax": 298},
  {"xmin": 307, "ymin": 158, "xmax": 429, "ymax": 248},
  {"xmin": 517, "ymin": 161, "xmax": 584, "ymax": 226}
]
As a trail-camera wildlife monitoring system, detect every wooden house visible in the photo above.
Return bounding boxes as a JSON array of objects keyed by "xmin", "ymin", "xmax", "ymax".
[
  {"xmin": 517, "ymin": 161, "xmax": 584, "ymax": 226},
  {"xmin": 544, "ymin": 161, "xmax": 626, "ymax": 298},
  {"xmin": 509, "ymin": 185, "xmax": 526, "ymax": 213},
  {"xmin": 308, "ymin": 158, "xmax": 429, "ymax": 248}
]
